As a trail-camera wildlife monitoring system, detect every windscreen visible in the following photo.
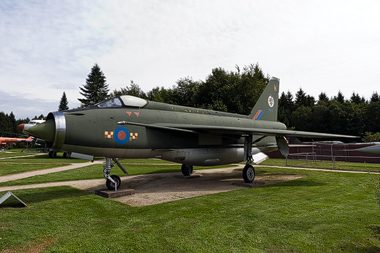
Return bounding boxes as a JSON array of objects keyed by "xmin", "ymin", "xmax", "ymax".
[{"xmin": 97, "ymin": 97, "xmax": 123, "ymax": 108}]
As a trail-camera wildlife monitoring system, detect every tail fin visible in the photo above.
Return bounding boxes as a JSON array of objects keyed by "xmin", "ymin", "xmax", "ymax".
[{"xmin": 248, "ymin": 78, "xmax": 280, "ymax": 121}]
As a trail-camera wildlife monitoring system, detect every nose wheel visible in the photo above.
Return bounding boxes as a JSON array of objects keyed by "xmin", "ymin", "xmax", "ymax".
[
  {"xmin": 106, "ymin": 175, "xmax": 121, "ymax": 190},
  {"xmin": 103, "ymin": 158, "xmax": 128, "ymax": 191}
]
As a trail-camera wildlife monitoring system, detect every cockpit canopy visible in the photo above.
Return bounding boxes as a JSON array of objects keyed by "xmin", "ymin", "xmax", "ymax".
[{"xmin": 97, "ymin": 95, "xmax": 148, "ymax": 108}]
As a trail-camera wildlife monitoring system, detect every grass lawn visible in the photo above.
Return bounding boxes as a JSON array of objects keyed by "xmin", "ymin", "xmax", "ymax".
[
  {"xmin": 118, "ymin": 158, "xmax": 174, "ymax": 163},
  {"xmin": 0, "ymin": 153, "xmax": 91, "ymax": 177},
  {"xmin": 0, "ymin": 163, "xmax": 72, "ymax": 177},
  {"xmin": 262, "ymin": 158, "xmax": 380, "ymax": 172},
  {"xmin": 0, "ymin": 152, "xmax": 38, "ymax": 158},
  {"xmin": 0, "ymin": 167, "xmax": 380, "ymax": 252},
  {"xmin": 0, "ymin": 154, "xmax": 90, "ymax": 163}
]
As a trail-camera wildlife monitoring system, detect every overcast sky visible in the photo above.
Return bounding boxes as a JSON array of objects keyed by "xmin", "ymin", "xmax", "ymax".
[{"xmin": 1, "ymin": 0, "xmax": 379, "ymax": 119}]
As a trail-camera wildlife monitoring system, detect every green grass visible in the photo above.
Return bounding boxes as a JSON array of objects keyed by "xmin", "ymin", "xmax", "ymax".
[
  {"xmin": 118, "ymin": 158, "xmax": 174, "ymax": 163},
  {"xmin": 0, "ymin": 154, "xmax": 90, "ymax": 163},
  {"xmin": 1, "ymin": 168, "xmax": 380, "ymax": 252},
  {"xmin": 0, "ymin": 163, "xmax": 71, "ymax": 176},
  {"xmin": 262, "ymin": 158, "xmax": 380, "ymax": 172},
  {"xmin": 0, "ymin": 164, "xmax": 237, "ymax": 186},
  {"xmin": 0, "ymin": 151, "xmax": 37, "ymax": 158}
]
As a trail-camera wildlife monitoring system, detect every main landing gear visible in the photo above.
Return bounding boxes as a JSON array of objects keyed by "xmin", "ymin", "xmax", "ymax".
[
  {"xmin": 243, "ymin": 135, "xmax": 256, "ymax": 183},
  {"xmin": 243, "ymin": 163, "xmax": 255, "ymax": 183},
  {"xmin": 181, "ymin": 164, "xmax": 194, "ymax": 176},
  {"xmin": 103, "ymin": 158, "xmax": 128, "ymax": 191}
]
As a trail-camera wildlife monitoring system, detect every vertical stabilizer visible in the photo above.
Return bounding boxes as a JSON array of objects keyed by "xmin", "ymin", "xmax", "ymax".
[{"xmin": 248, "ymin": 78, "xmax": 280, "ymax": 121}]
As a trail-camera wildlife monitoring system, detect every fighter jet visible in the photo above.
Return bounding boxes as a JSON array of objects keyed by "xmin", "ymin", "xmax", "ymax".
[
  {"xmin": 356, "ymin": 144, "xmax": 380, "ymax": 154},
  {"xmin": 19, "ymin": 78, "xmax": 357, "ymax": 190},
  {"xmin": 0, "ymin": 136, "xmax": 33, "ymax": 149}
]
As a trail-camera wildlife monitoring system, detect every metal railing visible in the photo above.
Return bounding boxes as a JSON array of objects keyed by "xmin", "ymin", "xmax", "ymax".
[{"xmin": 285, "ymin": 152, "xmax": 380, "ymax": 170}]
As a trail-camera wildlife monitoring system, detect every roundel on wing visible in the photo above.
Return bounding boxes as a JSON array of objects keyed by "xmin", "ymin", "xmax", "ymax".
[{"xmin": 114, "ymin": 126, "xmax": 130, "ymax": 144}]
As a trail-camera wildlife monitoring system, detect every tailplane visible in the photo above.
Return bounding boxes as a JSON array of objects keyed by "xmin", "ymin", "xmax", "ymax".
[{"xmin": 248, "ymin": 78, "xmax": 280, "ymax": 121}]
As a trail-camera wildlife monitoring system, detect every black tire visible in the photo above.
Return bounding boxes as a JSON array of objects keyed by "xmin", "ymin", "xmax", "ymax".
[
  {"xmin": 243, "ymin": 165, "xmax": 255, "ymax": 183},
  {"xmin": 106, "ymin": 175, "xmax": 121, "ymax": 190},
  {"xmin": 49, "ymin": 151, "xmax": 57, "ymax": 158},
  {"xmin": 63, "ymin": 152, "xmax": 68, "ymax": 158},
  {"xmin": 181, "ymin": 164, "xmax": 193, "ymax": 176}
]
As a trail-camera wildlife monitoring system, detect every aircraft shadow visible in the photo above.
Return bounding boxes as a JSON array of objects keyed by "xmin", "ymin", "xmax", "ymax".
[{"xmin": 79, "ymin": 168, "xmax": 325, "ymax": 206}]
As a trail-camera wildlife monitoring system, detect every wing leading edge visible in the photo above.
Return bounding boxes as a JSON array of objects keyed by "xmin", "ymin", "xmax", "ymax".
[{"xmin": 117, "ymin": 121, "xmax": 358, "ymax": 139}]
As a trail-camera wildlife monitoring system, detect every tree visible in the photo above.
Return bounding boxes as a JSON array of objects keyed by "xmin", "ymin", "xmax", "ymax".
[
  {"xmin": 363, "ymin": 101, "xmax": 380, "ymax": 133},
  {"xmin": 362, "ymin": 132, "xmax": 380, "ymax": 142},
  {"xmin": 0, "ymin": 112, "xmax": 10, "ymax": 133},
  {"xmin": 318, "ymin": 92, "xmax": 329, "ymax": 103},
  {"xmin": 33, "ymin": 114, "xmax": 45, "ymax": 120},
  {"xmin": 333, "ymin": 91, "xmax": 345, "ymax": 103},
  {"xmin": 278, "ymin": 91, "xmax": 294, "ymax": 127},
  {"xmin": 58, "ymin": 92, "xmax": 69, "ymax": 111},
  {"xmin": 9, "ymin": 112, "xmax": 17, "ymax": 133},
  {"xmin": 194, "ymin": 64, "xmax": 268, "ymax": 114},
  {"xmin": 290, "ymin": 106, "xmax": 313, "ymax": 131},
  {"xmin": 295, "ymin": 88, "xmax": 307, "ymax": 107},
  {"xmin": 110, "ymin": 80, "xmax": 147, "ymax": 99},
  {"xmin": 350, "ymin": 92, "xmax": 365, "ymax": 104},
  {"xmin": 78, "ymin": 64, "xmax": 109, "ymax": 107},
  {"xmin": 370, "ymin": 92, "xmax": 380, "ymax": 103},
  {"xmin": 172, "ymin": 77, "xmax": 200, "ymax": 106}
]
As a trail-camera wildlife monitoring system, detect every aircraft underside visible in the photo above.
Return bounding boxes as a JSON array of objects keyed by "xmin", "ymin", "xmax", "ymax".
[{"xmin": 62, "ymin": 144, "xmax": 278, "ymax": 190}]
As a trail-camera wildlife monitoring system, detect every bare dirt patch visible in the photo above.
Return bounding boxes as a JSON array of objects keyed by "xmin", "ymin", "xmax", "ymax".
[{"xmin": 2, "ymin": 237, "xmax": 58, "ymax": 253}]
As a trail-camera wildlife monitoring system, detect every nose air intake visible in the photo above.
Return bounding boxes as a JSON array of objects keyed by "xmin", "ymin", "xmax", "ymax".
[
  {"xmin": 23, "ymin": 120, "xmax": 55, "ymax": 142},
  {"xmin": 22, "ymin": 111, "xmax": 66, "ymax": 150}
]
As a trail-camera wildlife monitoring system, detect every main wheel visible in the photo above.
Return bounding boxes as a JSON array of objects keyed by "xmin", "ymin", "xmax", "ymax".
[
  {"xmin": 181, "ymin": 164, "xmax": 193, "ymax": 176},
  {"xmin": 49, "ymin": 151, "xmax": 57, "ymax": 158},
  {"xmin": 243, "ymin": 165, "xmax": 255, "ymax": 183},
  {"xmin": 106, "ymin": 175, "xmax": 121, "ymax": 190}
]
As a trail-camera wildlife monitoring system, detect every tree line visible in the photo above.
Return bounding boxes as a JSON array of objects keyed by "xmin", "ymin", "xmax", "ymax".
[
  {"xmin": 278, "ymin": 89, "xmax": 380, "ymax": 141},
  {"xmin": 1, "ymin": 63, "xmax": 380, "ymax": 142},
  {"xmin": 79, "ymin": 63, "xmax": 380, "ymax": 141}
]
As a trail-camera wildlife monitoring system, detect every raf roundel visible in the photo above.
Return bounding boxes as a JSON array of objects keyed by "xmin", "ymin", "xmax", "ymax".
[
  {"xmin": 268, "ymin": 95, "xmax": 274, "ymax": 108},
  {"xmin": 114, "ymin": 126, "xmax": 130, "ymax": 145}
]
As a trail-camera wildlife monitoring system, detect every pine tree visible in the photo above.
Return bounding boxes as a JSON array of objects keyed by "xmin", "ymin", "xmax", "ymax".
[
  {"xmin": 58, "ymin": 92, "xmax": 69, "ymax": 111},
  {"xmin": 78, "ymin": 64, "xmax": 109, "ymax": 107}
]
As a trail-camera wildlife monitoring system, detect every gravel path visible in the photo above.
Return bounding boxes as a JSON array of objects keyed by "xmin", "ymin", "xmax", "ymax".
[{"xmin": 0, "ymin": 160, "xmax": 105, "ymax": 183}]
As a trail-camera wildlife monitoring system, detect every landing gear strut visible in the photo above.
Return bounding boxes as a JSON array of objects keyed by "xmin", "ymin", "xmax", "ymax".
[
  {"xmin": 243, "ymin": 135, "xmax": 256, "ymax": 183},
  {"xmin": 181, "ymin": 164, "xmax": 193, "ymax": 176},
  {"xmin": 103, "ymin": 158, "xmax": 128, "ymax": 191}
]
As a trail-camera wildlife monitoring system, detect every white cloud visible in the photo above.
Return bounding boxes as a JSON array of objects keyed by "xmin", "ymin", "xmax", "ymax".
[{"xmin": 0, "ymin": 0, "xmax": 379, "ymax": 119}]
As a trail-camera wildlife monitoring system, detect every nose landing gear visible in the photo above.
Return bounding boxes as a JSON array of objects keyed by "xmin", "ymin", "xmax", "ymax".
[{"xmin": 103, "ymin": 158, "xmax": 128, "ymax": 191}]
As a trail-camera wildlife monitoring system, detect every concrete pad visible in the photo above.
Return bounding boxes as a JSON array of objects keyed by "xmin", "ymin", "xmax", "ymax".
[{"xmin": 95, "ymin": 188, "xmax": 135, "ymax": 198}]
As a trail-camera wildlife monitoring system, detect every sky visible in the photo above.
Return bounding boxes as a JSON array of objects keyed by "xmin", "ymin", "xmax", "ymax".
[{"xmin": 1, "ymin": 0, "xmax": 379, "ymax": 120}]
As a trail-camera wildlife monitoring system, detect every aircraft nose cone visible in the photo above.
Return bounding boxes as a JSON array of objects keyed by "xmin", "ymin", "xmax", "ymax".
[
  {"xmin": 18, "ymin": 124, "xmax": 24, "ymax": 132},
  {"xmin": 23, "ymin": 120, "xmax": 55, "ymax": 142}
]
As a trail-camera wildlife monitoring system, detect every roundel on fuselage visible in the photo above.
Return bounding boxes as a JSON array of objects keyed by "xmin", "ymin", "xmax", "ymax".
[{"xmin": 114, "ymin": 126, "xmax": 130, "ymax": 144}]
